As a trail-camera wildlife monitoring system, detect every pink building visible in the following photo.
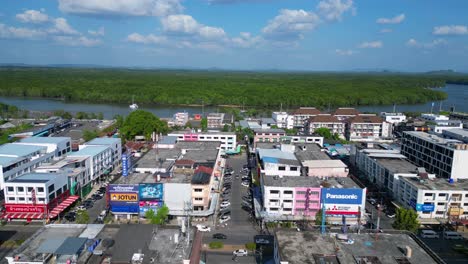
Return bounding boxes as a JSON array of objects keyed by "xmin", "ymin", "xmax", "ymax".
[
  {"xmin": 253, "ymin": 128, "xmax": 286, "ymax": 148},
  {"xmin": 294, "ymin": 187, "xmax": 321, "ymax": 217},
  {"xmin": 302, "ymin": 160, "xmax": 349, "ymax": 178}
]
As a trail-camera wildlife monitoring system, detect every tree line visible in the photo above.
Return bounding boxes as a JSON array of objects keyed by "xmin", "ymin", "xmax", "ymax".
[{"xmin": 0, "ymin": 67, "xmax": 461, "ymax": 108}]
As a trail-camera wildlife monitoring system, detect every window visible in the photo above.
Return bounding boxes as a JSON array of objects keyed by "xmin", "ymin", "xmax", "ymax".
[
  {"xmin": 309, "ymin": 191, "xmax": 319, "ymax": 196},
  {"xmin": 270, "ymin": 208, "xmax": 278, "ymax": 211},
  {"xmin": 194, "ymin": 188, "xmax": 203, "ymax": 192},
  {"xmin": 270, "ymin": 190, "xmax": 280, "ymax": 194},
  {"xmin": 437, "ymin": 202, "xmax": 445, "ymax": 206},
  {"xmin": 7, "ymin": 187, "xmax": 13, "ymax": 192},
  {"xmin": 195, "ymin": 198, "xmax": 203, "ymax": 201},
  {"xmin": 27, "ymin": 187, "xmax": 33, "ymax": 193},
  {"xmin": 8, "ymin": 197, "xmax": 15, "ymax": 201},
  {"xmin": 48, "ymin": 184, "xmax": 55, "ymax": 193},
  {"xmin": 283, "ymin": 208, "xmax": 292, "ymax": 212},
  {"xmin": 278, "ymin": 166, "xmax": 286, "ymax": 171},
  {"xmin": 296, "ymin": 200, "xmax": 306, "ymax": 204},
  {"xmin": 17, "ymin": 187, "xmax": 24, "ymax": 192},
  {"xmin": 284, "ymin": 190, "xmax": 293, "ymax": 195},
  {"xmin": 424, "ymin": 193, "xmax": 433, "ymax": 197},
  {"xmin": 290, "ymin": 167, "xmax": 298, "ymax": 171},
  {"xmin": 436, "ymin": 211, "xmax": 445, "ymax": 215},
  {"xmin": 18, "ymin": 197, "xmax": 25, "ymax": 202},
  {"xmin": 296, "ymin": 191, "xmax": 306, "ymax": 195},
  {"xmin": 37, "ymin": 187, "xmax": 44, "ymax": 193},
  {"xmin": 38, "ymin": 198, "xmax": 45, "ymax": 202},
  {"xmin": 49, "ymin": 193, "xmax": 55, "ymax": 200},
  {"xmin": 438, "ymin": 193, "xmax": 447, "ymax": 197}
]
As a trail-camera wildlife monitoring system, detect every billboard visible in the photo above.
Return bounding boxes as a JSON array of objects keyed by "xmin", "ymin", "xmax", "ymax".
[
  {"xmin": 139, "ymin": 183, "xmax": 164, "ymax": 201},
  {"xmin": 416, "ymin": 203, "xmax": 435, "ymax": 212},
  {"xmin": 139, "ymin": 201, "xmax": 162, "ymax": 216},
  {"xmin": 321, "ymin": 188, "xmax": 363, "ymax": 205},
  {"xmin": 109, "ymin": 184, "xmax": 139, "ymax": 214},
  {"xmin": 122, "ymin": 154, "xmax": 128, "ymax": 177},
  {"xmin": 325, "ymin": 204, "xmax": 360, "ymax": 215},
  {"xmin": 5, "ymin": 204, "xmax": 47, "ymax": 213}
]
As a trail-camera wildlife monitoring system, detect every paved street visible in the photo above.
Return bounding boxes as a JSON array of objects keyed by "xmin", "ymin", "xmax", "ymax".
[
  {"xmin": 205, "ymin": 251, "xmax": 256, "ymax": 264},
  {"xmin": 365, "ymin": 201, "xmax": 394, "ymax": 230}
]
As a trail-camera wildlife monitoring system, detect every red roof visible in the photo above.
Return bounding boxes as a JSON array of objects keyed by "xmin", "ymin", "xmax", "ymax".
[
  {"xmin": 333, "ymin": 108, "xmax": 361, "ymax": 116},
  {"xmin": 308, "ymin": 114, "xmax": 342, "ymax": 123},
  {"xmin": 348, "ymin": 114, "xmax": 383, "ymax": 124},
  {"xmin": 292, "ymin": 107, "xmax": 321, "ymax": 115},
  {"xmin": 195, "ymin": 166, "xmax": 213, "ymax": 175},
  {"xmin": 125, "ymin": 141, "xmax": 145, "ymax": 151}
]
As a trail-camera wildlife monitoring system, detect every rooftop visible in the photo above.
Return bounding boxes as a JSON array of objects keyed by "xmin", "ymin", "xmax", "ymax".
[
  {"xmin": 0, "ymin": 143, "xmax": 46, "ymax": 157},
  {"xmin": 302, "ymin": 159, "xmax": 348, "ymax": 169},
  {"xmin": 348, "ymin": 114, "xmax": 384, "ymax": 124},
  {"xmin": 294, "ymin": 144, "xmax": 330, "ymax": 161},
  {"xmin": 257, "ymin": 148, "xmax": 297, "ymax": 161},
  {"xmin": 136, "ymin": 148, "xmax": 180, "ymax": 170},
  {"xmin": 276, "ymin": 230, "xmax": 438, "ymax": 264},
  {"xmin": 376, "ymin": 158, "xmax": 420, "ymax": 174},
  {"xmin": 191, "ymin": 166, "xmax": 213, "ymax": 185},
  {"xmin": 175, "ymin": 141, "xmax": 221, "ymax": 150},
  {"xmin": 19, "ymin": 137, "xmax": 70, "ymax": 144},
  {"xmin": 402, "ymin": 177, "xmax": 468, "ymax": 191},
  {"xmin": 292, "ymin": 107, "xmax": 321, "ymax": 115},
  {"xmin": 253, "ymin": 128, "xmax": 286, "ymax": 134},
  {"xmin": 262, "ymin": 175, "xmax": 360, "ymax": 189},
  {"xmin": 308, "ymin": 114, "xmax": 341, "ymax": 123},
  {"xmin": 158, "ymin": 136, "xmax": 178, "ymax": 145},
  {"xmin": 85, "ymin": 137, "xmax": 121, "ymax": 145},
  {"xmin": 333, "ymin": 107, "xmax": 361, "ymax": 116},
  {"xmin": 443, "ymin": 128, "xmax": 468, "ymax": 143},
  {"xmin": 170, "ymin": 130, "xmax": 235, "ymax": 135},
  {"xmin": 261, "ymin": 118, "xmax": 275, "ymax": 124},
  {"xmin": 404, "ymin": 131, "xmax": 464, "ymax": 148},
  {"xmin": 7, "ymin": 172, "xmax": 62, "ymax": 183},
  {"xmin": 0, "ymin": 156, "xmax": 24, "ymax": 167},
  {"xmin": 69, "ymin": 145, "xmax": 110, "ymax": 157}
]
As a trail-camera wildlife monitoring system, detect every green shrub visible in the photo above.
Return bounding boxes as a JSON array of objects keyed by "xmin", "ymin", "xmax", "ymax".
[
  {"xmin": 209, "ymin": 241, "xmax": 224, "ymax": 249},
  {"xmin": 245, "ymin": 242, "xmax": 256, "ymax": 251}
]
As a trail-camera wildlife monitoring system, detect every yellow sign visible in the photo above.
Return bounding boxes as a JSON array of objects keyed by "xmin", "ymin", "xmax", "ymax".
[{"xmin": 110, "ymin": 193, "xmax": 138, "ymax": 202}]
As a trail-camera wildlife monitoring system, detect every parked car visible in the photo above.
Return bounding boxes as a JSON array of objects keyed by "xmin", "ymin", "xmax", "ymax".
[
  {"xmin": 220, "ymin": 201, "xmax": 231, "ymax": 208},
  {"xmin": 241, "ymin": 182, "xmax": 250, "ymax": 187},
  {"xmin": 420, "ymin": 230, "xmax": 439, "ymax": 238},
  {"xmin": 219, "ymin": 215, "xmax": 231, "ymax": 223},
  {"xmin": 233, "ymin": 249, "xmax": 248, "ymax": 257},
  {"xmin": 76, "ymin": 205, "xmax": 86, "ymax": 211},
  {"xmin": 64, "ymin": 212, "xmax": 76, "ymax": 221},
  {"xmin": 213, "ymin": 233, "xmax": 227, "ymax": 239},
  {"xmin": 196, "ymin": 225, "xmax": 211, "ymax": 232}
]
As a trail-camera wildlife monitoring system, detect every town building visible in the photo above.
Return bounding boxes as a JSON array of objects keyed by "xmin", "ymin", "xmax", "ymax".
[
  {"xmin": 280, "ymin": 135, "xmax": 324, "ymax": 147},
  {"xmin": 191, "ymin": 166, "xmax": 214, "ymax": 211},
  {"xmin": 291, "ymin": 107, "xmax": 321, "ymax": 128},
  {"xmin": 68, "ymin": 145, "xmax": 113, "ymax": 183},
  {"xmin": 380, "ymin": 112, "xmax": 407, "ymax": 124},
  {"xmin": 345, "ymin": 114, "xmax": 390, "ymax": 141},
  {"xmin": 333, "ymin": 107, "xmax": 360, "ymax": 121},
  {"xmin": 306, "ymin": 114, "xmax": 345, "ymax": 139},
  {"xmin": 15, "ymin": 137, "xmax": 71, "ymax": 158},
  {"xmin": 206, "ymin": 113, "xmax": 225, "ymax": 129},
  {"xmin": 168, "ymin": 131, "xmax": 237, "ymax": 151},
  {"xmin": 260, "ymin": 118, "xmax": 276, "ymax": 129},
  {"xmin": 0, "ymin": 144, "xmax": 54, "ymax": 190},
  {"xmin": 401, "ymin": 131, "xmax": 468, "ymax": 180},
  {"xmin": 442, "ymin": 128, "xmax": 468, "ymax": 143},
  {"xmin": 257, "ymin": 147, "xmax": 301, "ymax": 177},
  {"xmin": 421, "ymin": 113, "xmax": 450, "ymax": 124},
  {"xmin": 428, "ymin": 120, "xmax": 463, "ymax": 134},
  {"xmin": 253, "ymin": 128, "xmax": 286, "ymax": 148},
  {"xmin": 173, "ymin": 112, "xmax": 189, "ymax": 127},
  {"xmin": 272, "ymin": 111, "xmax": 293, "ymax": 129},
  {"xmin": 83, "ymin": 137, "xmax": 122, "ymax": 170}
]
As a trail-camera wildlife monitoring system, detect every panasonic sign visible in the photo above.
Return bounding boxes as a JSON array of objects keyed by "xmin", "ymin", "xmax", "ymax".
[{"xmin": 322, "ymin": 188, "xmax": 363, "ymax": 205}]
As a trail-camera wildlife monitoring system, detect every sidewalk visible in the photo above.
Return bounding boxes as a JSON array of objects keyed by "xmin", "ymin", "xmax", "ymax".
[{"xmin": 202, "ymin": 243, "xmax": 247, "ymax": 253}]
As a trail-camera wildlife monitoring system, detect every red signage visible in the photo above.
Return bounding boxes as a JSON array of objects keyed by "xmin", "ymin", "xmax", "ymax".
[{"xmin": 5, "ymin": 204, "xmax": 47, "ymax": 213}]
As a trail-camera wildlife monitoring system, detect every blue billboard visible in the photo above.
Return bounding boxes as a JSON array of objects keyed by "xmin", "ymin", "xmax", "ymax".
[
  {"xmin": 416, "ymin": 203, "xmax": 435, "ymax": 212},
  {"xmin": 122, "ymin": 154, "xmax": 128, "ymax": 177},
  {"xmin": 139, "ymin": 201, "xmax": 162, "ymax": 216},
  {"xmin": 139, "ymin": 183, "xmax": 164, "ymax": 201},
  {"xmin": 321, "ymin": 188, "xmax": 363, "ymax": 205},
  {"xmin": 109, "ymin": 184, "xmax": 139, "ymax": 214}
]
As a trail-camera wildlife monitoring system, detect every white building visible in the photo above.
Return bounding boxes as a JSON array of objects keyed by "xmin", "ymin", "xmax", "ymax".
[
  {"xmin": 306, "ymin": 114, "xmax": 345, "ymax": 139},
  {"xmin": 280, "ymin": 136, "xmax": 324, "ymax": 147},
  {"xmin": 272, "ymin": 112, "xmax": 293, "ymax": 129},
  {"xmin": 0, "ymin": 144, "xmax": 54, "ymax": 190},
  {"xmin": 83, "ymin": 137, "xmax": 122, "ymax": 170},
  {"xmin": 346, "ymin": 114, "xmax": 391, "ymax": 141},
  {"xmin": 380, "ymin": 112, "xmax": 407, "ymax": 124},
  {"xmin": 257, "ymin": 148, "xmax": 301, "ymax": 177},
  {"xmin": 68, "ymin": 145, "xmax": 112, "ymax": 182},
  {"xmin": 291, "ymin": 107, "xmax": 321, "ymax": 128},
  {"xmin": 15, "ymin": 137, "xmax": 71, "ymax": 158},
  {"xmin": 173, "ymin": 112, "xmax": 189, "ymax": 127},
  {"xmin": 168, "ymin": 131, "xmax": 237, "ymax": 151},
  {"xmin": 428, "ymin": 120, "xmax": 463, "ymax": 134},
  {"xmin": 401, "ymin": 131, "xmax": 468, "ymax": 180},
  {"xmin": 443, "ymin": 128, "xmax": 468, "ymax": 143},
  {"xmin": 421, "ymin": 113, "xmax": 450, "ymax": 124},
  {"xmin": 397, "ymin": 176, "xmax": 468, "ymax": 223}
]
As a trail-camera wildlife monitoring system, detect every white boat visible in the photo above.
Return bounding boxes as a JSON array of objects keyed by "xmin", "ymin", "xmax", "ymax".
[{"xmin": 129, "ymin": 96, "xmax": 139, "ymax": 110}]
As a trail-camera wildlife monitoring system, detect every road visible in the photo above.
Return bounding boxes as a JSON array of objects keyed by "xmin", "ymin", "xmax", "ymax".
[{"xmin": 365, "ymin": 201, "xmax": 394, "ymax": 230}]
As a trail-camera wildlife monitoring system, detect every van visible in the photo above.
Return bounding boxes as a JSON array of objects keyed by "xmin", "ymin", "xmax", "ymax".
[
  {"xmin": 443, "ymin": 231, "xmax": 463, "ymax": 240},
  {"xmin": 420, "ymin": 230, "xmax": 439, "ymax": 238}
]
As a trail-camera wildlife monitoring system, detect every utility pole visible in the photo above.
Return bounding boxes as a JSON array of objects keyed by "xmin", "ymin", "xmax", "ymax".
[{"xmin": 321, "ymin": 199, "xmax": 326, "ymax": 235}]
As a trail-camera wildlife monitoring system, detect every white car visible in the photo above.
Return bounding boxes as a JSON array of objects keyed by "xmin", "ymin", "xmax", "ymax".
[
  {"xmin": 233, "ymin": 249, "xmax": 248, "ymax": 257},
  {"xmin": 241, "ymin": 182, "xmax": 250, "ymax": 187},
  {"xmin": 196, "ymin": 225, "xmax": 211, "ymax": 232},
  {"xmin": 386, "ymin": 213, "xmax": 396, "ymax": 218},
  {"xmin": 76, "ymin": 206, "xmax": 86, "ymax": 211},
  {"xmin": 220, "ymin": 201, "xmax": 231, "ymax": 208},
  {"xmin": 219, "ymin": 215, "xmax": 231, "ymax": 223}
]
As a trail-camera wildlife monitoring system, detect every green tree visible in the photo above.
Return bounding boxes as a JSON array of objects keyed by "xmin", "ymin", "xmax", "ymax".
[
  {"xmin": 83, "ymin": 130, "xmax": 99, "ymax": 141},
  {"xmin": 75, "ymin": 111, "xmax": 89, "ymax": 120},
  {"xmin": 314, "ymin": 127, "xmax": 333, "ymax": 139},
  {"xmin": 144, "ymin": 205, "xmax": 169, "ymax": 225},
  {"xmin": 114, "ymin": 114, "xmax": 124, "ymax": 128},
  {"xmin": 76, "ymin": 210, "xmax": 90, "ymax": 224},
  {"xmin": 222, "ymin": 124, "xmax": 230, "ymax": 132},
  {"xmin": 315, "ymin": 209, "xmax": 324, "ymax": 226},
  {"xmin": 97, "ymin": 112, "xmax": 104, "ymax": 120},
  {"xmin": 392, "ymin": 208, "xmax": 419, "ymax": 232},
  {"xmin": 201, "ymin": 117, "xmax": 208, "ymax": 132},
  {"xmin": 120, "ymin": 110, "xmax": 168, "ymax": 140}
]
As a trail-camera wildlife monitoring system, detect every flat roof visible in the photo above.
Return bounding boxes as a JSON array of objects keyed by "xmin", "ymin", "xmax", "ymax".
[
  {"xmin": 376, "ymin": 158, "xmax": 419, "ymax": 174},
  {"xmin": 69, "ymin": 145, "xmax": 109, "ymax": 157},
  {"xmin": 0, "ymin": 143, "xmax": 46, "ymax": 157},
  {"xmin": 253, "ymin": 128, "xmax": 286, "ymax": 133},
  {"xmin": 302, "ymin": 160, "xmax": 347, "ymax": 168},
  {"xmin": 136, "ymin": 148, "xmax": 180, "ymax": 170},
  {"xmin": 85, "ymin": 137, "xmax": 121, "ymax": 145},
  {"xmin": 175, "ymin": 141, "xmax": 221, "ymax": 150},
  {"xmin": 294, "ymin": 145, "xmax": 330, "ymax": 161},
  {"xmin": 0, "ymin": 156, "xmax": 24, "ymax": 167},
  {"xmin": 443, "ymin": 128, "xmax": 468, "ymax": 142},
  {"xmin": 262, "ymin": 175, "xmax": 360, "ymax": 189},
  {"xmin": 402, "ymin": 177, "xmax": 468, "ymax": 191},
  {"xmin": 276, "ymin": 230, "xmax": 438, "ymax": 264},
  {"xmin": 7, "ymin": 172, "xmax": 61, "ymax": 183},
  {"xmin": 19, "ymin": 137, "xmax": 70, "ymax": 144},
  {"xmin": 170, "ymin": 131, "xmax": 235, "ymax": 135},
  {"xmin": 404, "ymin": 131, "xmax": 463, "ymax": 147},
  {"xmin": 158, "ymin": 136, "xmax": 178, "ymax": 145}
]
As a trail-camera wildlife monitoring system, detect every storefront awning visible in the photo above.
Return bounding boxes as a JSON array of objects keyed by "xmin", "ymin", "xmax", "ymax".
[
  {"xmin": 49, "ymin": 195, "xmax": 80, "ymax": 219},
  {"xmin": 2, "ymin": 212, "xmax": 44, "ymax": 220}
]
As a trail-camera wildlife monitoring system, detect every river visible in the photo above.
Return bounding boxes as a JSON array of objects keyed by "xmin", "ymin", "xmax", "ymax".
[{"xmin": 0, "ymin": 84, "xmax": 466, "ymax": 119}]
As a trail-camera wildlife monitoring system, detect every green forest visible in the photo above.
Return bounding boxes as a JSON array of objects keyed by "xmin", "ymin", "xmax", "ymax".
[{"xmin": 0, "ymin": 67, "xmax": 466, "ymax": 108}]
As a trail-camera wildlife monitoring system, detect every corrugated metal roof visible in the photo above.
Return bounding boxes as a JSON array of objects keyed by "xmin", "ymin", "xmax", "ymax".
[
  {"xmin": 69, "ymin": 146, "xmax": 109, "ymax": 157},
  {"xmin": 0, "ymin": 156, "xmax": 23, "ymax": 167},
  {"xmin": 86, "ymin": 137, "xmax": 121, "ymax": 145},
  {"xmin": 8, "ymin": 172, "xmax": 61, "ymax": 183},
  {"xmin": 0, "ymin": 143, "xmax": 46, "ymax": 157},
  {"xmin": 19, "ymin": 137, "xmax": 70, "ymax": 144},
  {"xmin": 55, "ymin": 237, "xmax": 87, "ymax": 255},
  {"xmin": 257, "ymin": 148, "xmax": 297, "ymax": 161},
  {"xmin": 36, "ymin": 237, "xmax": 67, "ymax": 254}
]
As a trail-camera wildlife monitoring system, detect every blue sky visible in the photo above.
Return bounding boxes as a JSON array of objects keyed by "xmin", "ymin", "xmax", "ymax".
[{"xmin": 0, "ymin": 0, "xmax": 467, "ymax": 71}]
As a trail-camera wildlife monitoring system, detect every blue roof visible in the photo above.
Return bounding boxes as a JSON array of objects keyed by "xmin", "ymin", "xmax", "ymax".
[
  {"xmin": 257, "ymin": 148, "xmax": 297, "ymax": 161},
  {"xmin": 262, "ymin": 157, "xmax": 278, "ymax": 164},
  {"xmin": 8, "ymin": 172, "xmax": 60, "ymax": 183},
  {"xmin": 0, "ymin": 144, "xmax": 45, "ymax": 157},
  {"xmin": 0, "ymin": 156, "xmax": 23, "ymax": 167},
  {"xmin": 86, "ymin": 137, "xmax": 121, "ymax": 146},
  {"xmin": 19, "ymin": 137, "xmax": 70, "ymax": 144},
  {"xmin": 69, "ymin": 146, "xmax": 109, "ymax": 157},
  {"xmin": 159, "ymin": 136, "xmax": 177, "ymax": 145}
]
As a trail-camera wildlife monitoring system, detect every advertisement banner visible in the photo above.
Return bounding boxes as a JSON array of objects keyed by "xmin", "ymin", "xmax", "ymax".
[
  {"xmin": 5, "ymin": 204, "xmax": 47, "ymax": 213},
  {"xmin": 109, "ymin": 184, "xmax": 138, "ymax": 193},
  {"xmin": 111, "ymin": 203, "xmax": 139, "ymax": 213},
  {"xmin": 139, "ymin": 183, "xmax": 164, "ymax": 201},
  {"xmin": 122, "ymin": 154, "xmax": 128, "ymax": 177},
  {"xmin": 321, "ymin": 188, "xmax": 363, "ymax": 205},
  {"xmin": 139, "ymin": 201, "xmax": 162, "ymax": 216},
  {"xmin": 110, "ymin": 193, "xmax": 138, "ymax": 202},
  {"xmin": 325, "ymin": 204, "xmax": 360, "ymax": 215},
  {"xmin": 108, "ymin": 184, "xmax": 139, "ymax": 213},
  {"xmin": 416, "ymin": 203, "xmax": 435, "ymax": 212}
]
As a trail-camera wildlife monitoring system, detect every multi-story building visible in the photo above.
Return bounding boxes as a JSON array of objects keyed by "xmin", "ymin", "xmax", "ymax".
[
  {"xmin": 443, "ymin": 128, "xmax": 468, "ymax": 142},
  {"xmin": 257, "ymin": 148, "xmax": 301, "ymax": 177},
  {"xmin": 401, "ymin": 131, "xmax": 468, "ymax": 180},
  {"xmin": 428, "ymin": 120, "xmax": 463, "ymax": 134},
  {"xmin": 421, "ymin": 113, "xmax": 449, "ymax": 124},
  {"xmin": 15, "ymin": 137, "xmax": 71, "ymax": 158},
  {"xmin": 173, "ymin": 112, "xmax": 189, "ymax": 127},
  {"xmin": 345, "ymin": 114, "xmax": 390, "ymax": 141},
  {"xmin": 0, "ymin": 144, "xmax": 54, "ymax": 190},
  {"xmin": 272, "ymin": 112, "xmax": 294, "ymax": 129},
  {"xmin": 380, "ymin": 112, "xmax": 407, "ymax": 124},
  {"xmin": 279, "ymin": 136, "xmax": 324, "ymax": 147},
  {"xmin": 68, "ymin": 145, "xmax": 112, "ymax": 183},
  {"xmin": 83, "ymin": 137, "xmax": 122, "ymax": 170},
  {"xmin": 333, "ymin": 107, "xmax": 360, "ymax": 121},
  {"xmin": 291, "ymin": 107, "xmax": 321, "ymax": 128},
  {"xmin": 253, "ymin": 128, "xmax": 286, "ymax": 148},
  {"xmin": 306, "ymin": 114, "xmax": 345, "ymax": 139},
  {"xmin": 301, "ymin": 160, "xmax": 349, "ymax": 178},
  {"xmin": 191, "ymin": 166, "xmax": 214, "ymax": 211},
  {"xmin": 397, "ymin": 176, "xmax": 468, "ymax": 223},
  {"xmin": 168, "ymin": 131, "xmax": 237, "ymax": 151},
  {"xmin": 206, "ymin": 113, "xmax": 225, "ymax": 129}
]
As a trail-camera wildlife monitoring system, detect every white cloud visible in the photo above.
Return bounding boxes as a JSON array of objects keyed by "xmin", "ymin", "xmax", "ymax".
[
  {"xmin": 406, "ymin": 38, "xmax": 447, "ymax": 48},
  {"xmin": 0, "ymin": 24, "xmax": 46, "ymax": 39},
  {"xmin": 262, "ymin": 9, "xmax": 320, "ymax": 40},
  {"xmin": 49, "ymin": 18, "xmax": 79, "ymax": 35},
  {"xmin": 16, "ymin": 10, "xmax": 49, "ymax": 24},
  {"xmin": 127, "ymin": 33, "xmax": 167, "ymax": 44},
  {"xmin": 376, "ymin": 13, "xmax": 405, "ymax": 24},
  {"xmin": 317, "ymin": 0, "xmax": 354, "ymax": 22},
  {"xmin": 88, "ymin": 27, "xmax": 105, "ymax": 36},
  {"xmin": 359, "ymin": 41, "xmax": 383, "ymax": 48},
  {"xmin": 335, "ymin": 49, "xmax": 355, "ymax": 56},
  {"xmin": 53, "ymin": 35, "xmax": 102, "ymax": 47},
  {"xmin": 433, "ymin": 25, "xmax": 468, "ymax": 35},
  {"xmin": 58, "ymin": 0, "xmax": 183, "ymax": 17},
  {"xmin": 199, "ymin": 26, "xmax": 226, "ymax": 39},
  {"xmin": 161, "ymin": 15, "xmax": 200, "ymax": 35},
  {"xmin": 380, "ymin": 28, "xmax": 392, "ymax": 33},
  {"xmin": 230, "ymin": 32, "xmax": 262, "ymax": 48}
]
